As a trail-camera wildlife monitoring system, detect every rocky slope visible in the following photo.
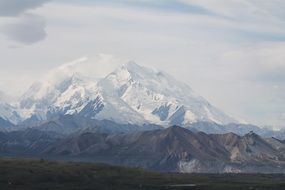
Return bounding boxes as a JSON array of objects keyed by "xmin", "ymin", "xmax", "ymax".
[
  {"xmin": 40, "ymin": 126, "xmax": 285, "ymax": 173},
  {"xmin": 1, "ymin": 126, "xmax": 285, "ymax": 173},
  {"xmin": 0, "ymin": 91, "xmax": 21, "ymax": 127}
]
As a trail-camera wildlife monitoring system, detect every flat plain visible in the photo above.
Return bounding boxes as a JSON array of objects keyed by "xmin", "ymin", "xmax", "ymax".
[{"xmin": 0, "ymin": 157, "xmax": 285, "ymax": 190}]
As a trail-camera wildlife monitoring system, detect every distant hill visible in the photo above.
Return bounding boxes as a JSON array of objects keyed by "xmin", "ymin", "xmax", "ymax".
[{"xmin": 1, "ymin": 126, "xmax": 285, "ymax": 173}]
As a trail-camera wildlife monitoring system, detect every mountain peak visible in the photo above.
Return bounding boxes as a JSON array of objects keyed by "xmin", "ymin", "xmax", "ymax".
[
  {"xmin": 16, "ymin": 56, "xmax": 237, "ymax": 126},
  {"xmin": 122, "ymin": 61, "xmax": 141, "ymax": 70},
  {"xmin": 118, "ymin": 61, "xmax": 163, "ymax": 78},
  {"xmin": 244, "ymin": 131, "xmax": 260, "ymax": 139},
  {"xmin": 165, "ymin": 125, "xmax": 190, "ymax": 134},
  {"xmin": 113, "ymin": 61, "xmax": 153, "ymax": 81}
]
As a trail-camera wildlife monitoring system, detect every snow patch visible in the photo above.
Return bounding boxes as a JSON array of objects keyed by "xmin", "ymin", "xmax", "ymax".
[{"xmin": 178, "ymin": 159, "xmax": 203, "ymax": 173}]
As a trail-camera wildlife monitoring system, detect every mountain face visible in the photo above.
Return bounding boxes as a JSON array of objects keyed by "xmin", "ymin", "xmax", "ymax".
[
  {"xmin": 17, "ymin": 57, "xmax": 236, "ymax": 127},
  {"xmin": 0, "ymin": 117, "xmax": 14, "ymax": 131},
  {"xmin": 19, "ymin": 73, "xmax": 100, "ymax": 123},
  {"xmin": 43, "ymin": 127, "xmax": 285, "ymax": 173},
  {"xmin": 96, "ymin": 62, "xmax": 235, "ymax": 125},
  {"xmin": 0, "ymin": 91, "xmax": 21, "ymax": 126},
  {"xmin": 0, "ymin": 128, "xmax": 63, "ymax": 155},
  {"xmin": 2, "ymin": 126, "xmax": 284, "ymax": 173},
  {"xmin": 25, "ymin": 115, "xmax": 161, "ymax": 135},
  {"xmin": 0, "ymin": 102, "xmax": 20, "ymax": 125}
]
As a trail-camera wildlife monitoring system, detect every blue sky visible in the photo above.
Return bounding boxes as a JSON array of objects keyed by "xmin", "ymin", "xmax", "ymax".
[{"xmin": 0, "ymin": 0, "xmax": 285, "ymax": 128}]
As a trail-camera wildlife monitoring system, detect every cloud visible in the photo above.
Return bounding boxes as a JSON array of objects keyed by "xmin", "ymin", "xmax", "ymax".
[
  {"xmin": 1, "ymin": 14, "xmax": 46, "ymax": 45},
  {"xmin": 0, "ymin": 0, "xmax": 50, "ymax": 16},
  {"xmin": 0, "ymin": 0, "xmax": 50, "ymax": 45},
  {"xmin": 46, "ymin": 54, "xmax": 126, "ymax": 83}
]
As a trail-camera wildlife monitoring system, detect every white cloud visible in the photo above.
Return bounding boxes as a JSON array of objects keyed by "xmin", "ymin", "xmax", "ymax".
[{"xmin": 46, "ymin": 54, "xmax": 127, "ymax": 83}]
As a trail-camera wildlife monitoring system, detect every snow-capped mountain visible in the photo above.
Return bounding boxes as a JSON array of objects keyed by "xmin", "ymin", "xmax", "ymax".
[
  {"xmin": 97, "ymin": 62, "xmax": 236, "ymax": 125},
  {"xmin": 18, "ymin": 56, "xmax": 236, "ymax": 126},
  {"xmin": 19, "ymin": 72, "xmax": 100, "ymax": 122},
  {"xmin": 0, "ymin": 91, "xmax": 21, "ymax": 124}
]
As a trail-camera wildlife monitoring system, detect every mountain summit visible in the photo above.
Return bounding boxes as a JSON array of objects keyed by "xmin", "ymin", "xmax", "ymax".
[
  {"xmin": 16, "ymin": 57, "xmax": 236, "ymax": 127},
  {"xmin": 97, "ymin": 61, "xmax": 236, "ymax": 125}
]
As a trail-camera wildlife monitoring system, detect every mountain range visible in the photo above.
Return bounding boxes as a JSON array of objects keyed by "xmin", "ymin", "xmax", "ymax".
[
  {"xmin": 0, "ymin": 57, "xmax": 283, "ymax": 136},
  {"xmin": 1, "ymin": 126, "xmax": 285, "ymax": 173},
  {"xmin": 1, "ymin": 56, "xmax": 285, "ymax": 173}
]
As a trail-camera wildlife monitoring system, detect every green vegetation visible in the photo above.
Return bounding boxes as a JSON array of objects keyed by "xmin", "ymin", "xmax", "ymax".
[{"xmin": 0, "ymin": 157, "xmax": 285, "ymax": 190}]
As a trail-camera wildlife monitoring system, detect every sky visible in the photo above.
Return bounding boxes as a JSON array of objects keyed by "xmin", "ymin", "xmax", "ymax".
[{"xmin": 0, "ymin": 0, "xmax": 285, "ymax": 128}]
